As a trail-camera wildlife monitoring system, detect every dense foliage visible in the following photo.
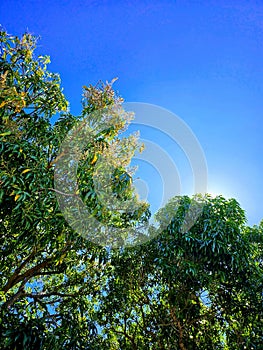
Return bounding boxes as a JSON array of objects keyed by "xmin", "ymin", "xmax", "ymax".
[{"xmin": 0, "ymin": 30, "xmax": 262, "ymax": 349}]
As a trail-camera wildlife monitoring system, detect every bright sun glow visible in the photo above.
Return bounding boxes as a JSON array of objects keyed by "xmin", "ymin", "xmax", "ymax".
[{"xmin": 207, "ymin": 183, "xmax": 235, "ymax": 200}]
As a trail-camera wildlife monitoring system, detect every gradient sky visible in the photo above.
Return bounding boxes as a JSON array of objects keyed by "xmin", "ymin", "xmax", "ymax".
[{"xmin": 1, "ymin": 0, "xmax": 263, "ymax": 226}]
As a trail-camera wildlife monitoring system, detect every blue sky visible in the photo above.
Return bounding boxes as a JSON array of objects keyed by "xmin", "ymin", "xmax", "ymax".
[{"xmin": 1, "ymin": 0, "xmax": 263, "ymax": 226}]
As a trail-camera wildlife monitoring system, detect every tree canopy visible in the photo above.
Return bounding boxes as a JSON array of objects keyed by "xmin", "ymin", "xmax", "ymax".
[{"xmin": 0, "ymin": 30, "xmax": 262, "ymax": 349}]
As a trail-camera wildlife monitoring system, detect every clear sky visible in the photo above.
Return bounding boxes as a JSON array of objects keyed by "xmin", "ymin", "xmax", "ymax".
[{"xmin": 1, "ymin": 0, "xmax": 263, "ymax": 226}]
